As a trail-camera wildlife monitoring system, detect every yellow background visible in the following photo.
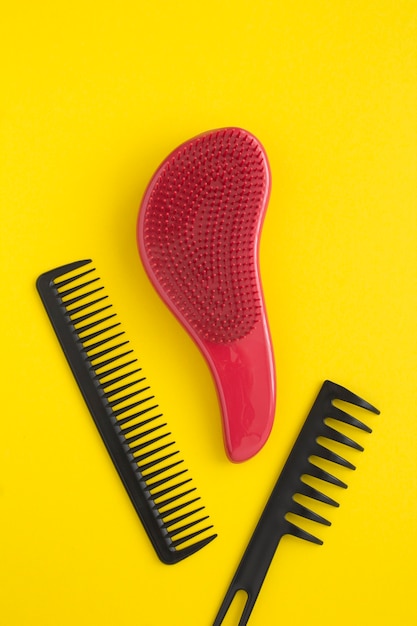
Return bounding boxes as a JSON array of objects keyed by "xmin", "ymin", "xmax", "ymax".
[{"xmin": 1, "ymin": 1, "xmax": 416, "ymax": 624}]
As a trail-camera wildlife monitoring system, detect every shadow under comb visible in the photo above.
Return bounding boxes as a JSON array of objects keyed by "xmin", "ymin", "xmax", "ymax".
[
  {"xmin": 37, "ymin": 259, "xmax": 217, "ymax": 564},
  {"xmin": 213, "ymin": 380, "xmax": 379, "ymax": 624}
]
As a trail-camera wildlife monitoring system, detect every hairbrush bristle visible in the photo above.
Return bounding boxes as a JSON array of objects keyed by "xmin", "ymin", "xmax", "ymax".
[{"xmin": 141, "ymin": 128, "xmax": 268, "ymax": 343}]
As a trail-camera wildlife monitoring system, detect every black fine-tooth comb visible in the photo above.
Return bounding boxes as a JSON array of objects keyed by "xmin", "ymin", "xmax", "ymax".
[
  {"xmin": 36, "ymin": 259, "xmax": 217, "ymax": 564},
  {"xmin": 213, "ymin": 380, "xmax": 379, "ymax": 625}
]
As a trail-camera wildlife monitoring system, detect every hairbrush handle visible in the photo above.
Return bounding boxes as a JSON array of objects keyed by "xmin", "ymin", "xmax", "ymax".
[{"xmin": 203, "ymin": 320, "xmax": 275, "ymax": 463}]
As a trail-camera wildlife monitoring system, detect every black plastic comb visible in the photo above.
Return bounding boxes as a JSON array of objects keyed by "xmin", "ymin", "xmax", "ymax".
[
  {"xmin": 213, "ymin": 380, "xmax": 379, "ymax": 624},
  {"xmin": 36, "ymin": 259, "xmax": 217, "ymax": 564}
]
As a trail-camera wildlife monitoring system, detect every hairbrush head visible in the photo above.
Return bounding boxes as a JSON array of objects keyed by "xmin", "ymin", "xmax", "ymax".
[{"xmin": 137, "ymin": 127, "xmax": 276, "ymax": 462}]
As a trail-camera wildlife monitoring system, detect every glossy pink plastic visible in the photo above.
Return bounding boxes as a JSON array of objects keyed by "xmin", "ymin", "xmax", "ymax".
[{"xmin": 137, "ymin": 127, "xmax": 276, "ymax": 462}]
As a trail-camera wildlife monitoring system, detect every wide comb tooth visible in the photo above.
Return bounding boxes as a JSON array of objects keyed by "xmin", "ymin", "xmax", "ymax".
[
  {"xmin": 285, "ymin": 521, "xmax": 323, "ymax": 545},
  {"xmin": 299, "ymin": 482, "xmax": 340, "ymax": 507},
  {"xmin": 322, "ymin": 424, "xmax": 364, "ymax": 451},
  {"xmin": 290, "ymin": 501, "xmax": 331, "ymax": 526},
  {"xmin": 326, "ymin": 380, "xmax": 380, "ymax": 414},
  {"xmin": 315, "ymin": 442, "xmax": 356, "ymax": 469},
  {"xmin": 307, "ymin": 461, "xmax": 348, "ymax": 489},
  {"xmin": 328, "ymin": 406, "xmax": 373, "ymax": 433}
]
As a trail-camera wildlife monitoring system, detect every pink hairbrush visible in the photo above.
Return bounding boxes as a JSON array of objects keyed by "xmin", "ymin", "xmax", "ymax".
[{"xmin": 137, "ymin": 127, "xmax": 276, "ymax": 462}]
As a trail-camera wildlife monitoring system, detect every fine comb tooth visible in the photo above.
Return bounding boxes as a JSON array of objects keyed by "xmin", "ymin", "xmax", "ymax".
[
  {"xmin": 78, "ymin": 322, "xmax": 122, "ymax": 344},
  {"xmin": 75, "ymin": 313, "xmax": 118, "ymax": 335},
  {"xmin": 131, "ymin": 440, "xmax": 176, "ymax": 464},
  {"xmin": 151, "ymin": 478, "xmax": 193, "ymax": 501},
  {"xmin": 58, "ymin": 277, "xmax": 100, "ymax": 298},
  {"xmin": 95, "ymin": 359, "xmax": 139, "ymax": 381},
  {"xmin": 117, "ymin": 405, "xmax": 160, "ymax": 427},
  {"xmin": 37, "ymin": 259, "xmax": 216, "ymax": 564},
  {"xmin": 92, "ymin": 349, "xmax": 135, "ymax": 372},
  {"xmin": 163, "ymin": 504, "xmax": 205, "ymax": 528},
  {"xmin": 153, "ymin": 488, "xmax": 198, "ymax": 511},
  {"xmin": 157, "ymin": 496, "xmax": 201, "ymax": 519},
  {"xmin": 108, "ymin": 385, "xmax": 151, "ymax": 408},
  {"xmin": 83, "ymin": 331, "xmax": 126, "ymax": 353},
  {"xmin": 136, "ymin": 450, "xmax": 180, "ymax": 473},
  {"xmin": 112, "ymin": 396, "xmax": 156, "ymax": 419},
  {"xmin": 145, "ymin": 469, "xmax": 188, "ymax": 492},
  {"xmin": 169, "ymin": 516, "xmax": 211, "ymax": 540},
  {"xmin": 125, "ymin": 422, "xmax": 166, "ymax": 445},
  {"xmin": 141, "ymin": 459, "xmax": 184, "ymax": 482},
  {"xmin": 129, "ymin": 432, "xmax": 171, "ymax": 455},
  {"xmin": 88, "ymin": 341, "xmax": 130, "ymax": 363},
  {"xmin": 53, "ymin": 263, "xmax": 95, "ymax": 287},
  {"xmin": 171, "ymin": 524, "xmax": 215, "ymax": 548},
  {"xmin": 61, "ymin": 286, "xmax": 104, "ymax": 307},
  {"xmin": 71, "ymin": 304, "xmax": 113, "ymax": 326},
  {"xmin": 104, "ymin": 375, "xmax": 145, "ymax": 397},
  {"xmin": 65, "ymin": 294, "xmax": 109, "ymax": 317},
  {"xmin": 122, "ymin": 414, "xmax": 161, "ymax": 435}
]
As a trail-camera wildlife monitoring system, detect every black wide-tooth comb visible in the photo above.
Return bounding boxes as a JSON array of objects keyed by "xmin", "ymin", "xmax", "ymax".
[
  {"xmin": 36, "ymin": 259, "xmax": 217, "ymax": 564},
  {"xmin": 213, "ymin": 380, "xmax": 379, "ymax": 625}
]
